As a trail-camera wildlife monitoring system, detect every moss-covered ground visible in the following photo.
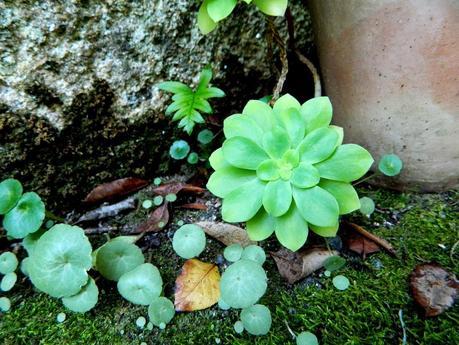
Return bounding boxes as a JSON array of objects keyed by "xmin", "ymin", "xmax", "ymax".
[{"xmin": 0, "ymin": 188, "xmax": 458, "ymax": 345}]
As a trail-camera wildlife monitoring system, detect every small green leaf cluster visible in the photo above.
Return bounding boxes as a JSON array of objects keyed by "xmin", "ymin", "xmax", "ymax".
[
  {"xmin": 158, "ymin": 68, "xmax": 224, "ymax": 134},
  {"xmin": 0, "ymin": 252, "xmax": 19, "ymax": 296},
  {"xmin": 219, "ymin": 244, "xmax": 272, "ymax": 336},
  {"xmin": 198, "ymin": 0, "xmax": 288, "ymax": 34},
  {"xmin": 207, "ymin": 95, "xmax": 374, "ymax": 251},
  {"xmin": 322, "ymin": 255, "xmax": 350, "ymax": 291},
  {"xmin": 0, "ymin": 179, "xmax": 45, "ymax": 239},
  {"xmin": 169, "ymin": 129, "xmax": 215, "ymax": 164}
]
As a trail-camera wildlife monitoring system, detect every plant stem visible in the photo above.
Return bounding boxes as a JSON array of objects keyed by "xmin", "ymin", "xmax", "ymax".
[
  {"xmin": 45, "ymin": 210, "xmax": 66, "ymax": 223},
  {"xmin": 295, "ymin": 49, "xmax": 322, "ymax": 97},
  {"xmin": 353, "ymin": 172, "xmax": 379, "ymax": 186}
]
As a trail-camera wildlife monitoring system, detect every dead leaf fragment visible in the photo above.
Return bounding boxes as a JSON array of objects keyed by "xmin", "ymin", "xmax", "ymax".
[
  {"xmin": 271, "ymin": 247, "xmax": 339, "ymax": 284},
  {"xmin": 129, "ymin": 203, "xmax": 169, "ymax": 234},
  {"xmin": 195, "ymin": 221, "xmax": 256, "ymax": 247},
  {"xmin": 180, "ymin": 203, "xmax": 208, "ymax": 211},
  {"xmin": 83, "ymin": 178, "xmax": 148, "ymax": 204},
  {"xmin": 346, "ymin": 232, "xmax": 381, "ymax": 258},
  {"xmin": 153, "ymin": 182, "xmax": 205, "ymax": 196},
  {"xmin": 174, "ymin": 259, "xmax": 220, "ymax": 311},
  {"xmin": 410, "ymin": 263, "xmax": 459, "ymax": 317}
]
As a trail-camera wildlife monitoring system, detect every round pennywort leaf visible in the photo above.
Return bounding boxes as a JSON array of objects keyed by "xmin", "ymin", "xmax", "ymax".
[
  {"xmin": 0, "ymin": 297, "xmax": 11, "ymax": 312},
  {"xmin": 187, "ymin": 152, "xmax": 199, "ymax": 164},
  {"xmin": 359, "ymin": 197, "xmax": 375, "ymax": 216},
  {"xmin": 223, "ymin": 244, "xmax": 243, "ymax": 262},
  {"xmin": 233, "ymin": 320, "xmax": 244, "ymax": 334},
  {"xmin": 332, "ymin": 275, "xmax": 350, "ymax": 291},
  {"xmin": 3, "ymin": 192, "xmax": 45, "ymax": 239},
  {"xmin": 169, "ymin": 140, "xmax": 190, "ymax": 160},
  {"xmin": 172, "ymin": 224, "xmax": 206, "ymax": 259},
  {"xmin": 220, "ymin": 259, "xmax": 267, "ymax": 309},
  {"xmin": 0, "ymin": 179, "xmax": 22, "ymax": 215},
  {"xmin": 241, "ymin": 245, "xmax": 266, "ymax": 265},
  {"xmin": 148, "ymin": 297, "xmax": 175, "ymax": 327},
  {"xmin": 62, "ymin": 277, "xmax": 99, "ymax": 313},
  {"xmin": 197, "ymin": 129, "xmax": 214, "ymax": 145},
  {"xmin": 378, "ymin": 154, "xmax": 403, "ymax": 176},
  {"xmin": 96, "ymin": 240, "xmax": 144, "ymax": 281},
  {"xmin": 1, "ymin": 272, "xmax": 17, "ymax": 292},
  {"xmin": 297, "ymin": 331, "xmax": 319, "ymax": 345},
  {"xmin": 0, "ymin": 252, "xmax": 18, "ymax": 274},
  {"xmin": 28, "ymin": 224, "xmax": 92, "ymax": 298},
  {"xmin": 240, "ymin": 304, "xmax": 272, "ymax": 336},
  {"xmin": 117, "ymin": 263, "xmax": 163, "ymax": 305}
]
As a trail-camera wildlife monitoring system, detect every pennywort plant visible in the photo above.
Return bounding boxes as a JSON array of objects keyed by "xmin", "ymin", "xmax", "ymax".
[
  {"xmin": 198, "ymin": 0, "xmax": 288, "ymax": 34},
  {"xmin": 207, "ymin": 95, "xmax": 374, "ymax": 251},
  {"xmin": 158, "ymin": 67, "xmax": 224, "ymax": 134}
]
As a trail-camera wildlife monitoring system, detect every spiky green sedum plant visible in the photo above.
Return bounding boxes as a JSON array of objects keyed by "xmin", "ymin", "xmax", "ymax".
[
  {"xmin": 207, "ymin": 95, "xmax": 374, "ymax": 251},
  {"xmin": 198, "ymin": 0, "xmax": 288, "ymax": 34}
]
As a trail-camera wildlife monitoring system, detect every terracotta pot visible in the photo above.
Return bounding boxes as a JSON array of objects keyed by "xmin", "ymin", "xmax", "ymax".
[{"xmin": 310, "ymin": 0, "xmax": 459, "ymax": 192}]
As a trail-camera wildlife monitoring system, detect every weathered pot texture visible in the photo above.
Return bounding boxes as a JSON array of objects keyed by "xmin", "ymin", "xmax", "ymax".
[{"xmin": 310, "ymin": 0, "xmax": 459, "ymax": 192}]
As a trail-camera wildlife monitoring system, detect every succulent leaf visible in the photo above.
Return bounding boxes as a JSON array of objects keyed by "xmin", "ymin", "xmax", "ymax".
[{"xmin": 208, "ymin": 95, "xmax": 373, "ymax": 250}]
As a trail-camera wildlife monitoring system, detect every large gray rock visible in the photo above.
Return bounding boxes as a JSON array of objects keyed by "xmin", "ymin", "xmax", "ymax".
[{"xmin": 0, "ymin": 0, "xmax": 313, "ymax": 208}]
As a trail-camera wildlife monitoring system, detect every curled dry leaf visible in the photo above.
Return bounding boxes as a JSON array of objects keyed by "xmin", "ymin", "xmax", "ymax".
[
  {"xmin": 271, "ymin": 247, "xmax": 339, "ymax": 284},
  {"xmin": 129, "ymin": 203, "xmax": 169, "ymax": 234},
  {"xmin": 180, "ymin": 203, "xmax": 208, "ymax": 211},
  {"xmin": 410, "ymin": 263, "xmax": 459, "ymax": 317},
  {"xmin": 153, "ymin": 182, "xmax": 205, "ymax": 196},
  {"xmin": 83, "ymin": 178, "xmax": 148, "ymax": 204},
  {"xmin": 195, "ymin": 221, "xmax": 256, "ymax": 247},
  {"xmin": 174, "ymin": 259, "xmax": 220, "ymax": 312},
  {"xmin": 344, "ymin": 222, "xmax": 396, "ymax": 258}
]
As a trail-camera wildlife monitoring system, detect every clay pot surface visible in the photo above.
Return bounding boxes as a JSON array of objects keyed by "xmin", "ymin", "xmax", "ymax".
[{"xmin": 310, "ymin": 0, "xmax": 459, "ymax": 191}]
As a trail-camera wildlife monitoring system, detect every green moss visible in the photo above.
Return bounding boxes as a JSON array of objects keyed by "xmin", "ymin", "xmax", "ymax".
[{"xmin": 1, "ymin": 189, "xmax": 457, "ymax": 345}]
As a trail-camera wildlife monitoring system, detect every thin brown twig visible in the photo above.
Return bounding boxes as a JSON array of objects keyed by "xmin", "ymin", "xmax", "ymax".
[
  {"xmin": 345, "ymin": 221, "xmax": 397, "ymax": 257},
  {"xmin": 266, "ymin": 17, "xmax": 289, "ymax": 104},
  {"xmin": 295, "ymin": 49, "xmax": 321, "ymax": 97}
]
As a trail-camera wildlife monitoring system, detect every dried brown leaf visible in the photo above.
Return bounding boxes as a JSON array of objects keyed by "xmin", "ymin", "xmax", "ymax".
[
  {"xmin": 83, "ymin": 178, "xmax": 148, "ymax": 204},
  {"xmin": 153, "ymin": 182, "xmax": 205, "ymax": 196},
  {"xmin": 129, "ymin": 203, "xmax": 169, "ymax": 234},
  {"xmin": 174, "ymin": 259, "xmax": 220, "ymax": 312},
  {"xmin": 346, "ymin": 232, "xmax": 381, "ymax": 258},
  {"xmin": 410, "ymin": 263, "xmax": 459, "ymax": 317},
  {"xmin": 271, "ymin": 247, "xmax": 339, "ymax": 284},
  {"xmin": 195, "ymin": 221, "xmax": 256, "ymax": 247},
  {"xmin": 180, "ymin": 203, "xmax": 208, "ymax": 211}
]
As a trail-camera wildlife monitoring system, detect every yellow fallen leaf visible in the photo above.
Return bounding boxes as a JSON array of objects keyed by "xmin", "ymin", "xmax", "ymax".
[{"xmin": 174, "ymin": 259, "xmax": 220, "ymax": 311}]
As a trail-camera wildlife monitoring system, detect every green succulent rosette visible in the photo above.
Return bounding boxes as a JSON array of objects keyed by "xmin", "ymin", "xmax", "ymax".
[{"xmin": 207, "ymin": 95, "xmax": 374, "ymax": 251}]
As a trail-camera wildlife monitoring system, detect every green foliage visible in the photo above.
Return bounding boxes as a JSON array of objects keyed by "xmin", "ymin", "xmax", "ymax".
[
  {"xmin": 28, "ymin": 224, "xmax": 92, "ymax": 298},
  {"xmin": 207, "ymin": 95, "xmax": 374, "ymax": 251},
  {"xmin": 223, "ymin": 243, "xmax": 243, "ymax": 262},
  {"xmin": 153, "ymin": 195, "xmax": 164, "ymax": 206},
  {"xmin": 0, "ymin": 179, "xmax": 22, "ymax": 215},
  {"xmin": 165, "ymin": 193, "xmax": 177, "ymax": 202},
  {"xmin": 233, "ymin": 320, "xmax": 244, "ymax": 333},
  {"xmin": 323, "ymin": 255, "xmax": 346, "ymax": 272},
  {"xmin": 169, "ymin": 140, "xmax": 190, "ymax": 160},
  {"xmin": 148, "ymin": 297, "xmax": 175, "ymax": 327},
  {"xmin": 95, "ymin": 239, "xmax": 145, "ymax": 281},
  {"xmin": 2, "ymin": 191, "xmax": 45, "ymax": 239},
  {"xmin": 378, "ymin": 154, "xmax": 403, "ymax": 176},
  {"xmin": 142, "ymin": 199, "xmax": 153, "ymax": 209},
  {"xmin": 0, "ymin": 252, "xmax": 18, "ymax": 275},
  {"xmin": 158, "ymin": 68, "xmax": 224, "ymax": 134},
  {"xmin": 1, "ymin": 272, "xmax": 17, "ymax": 292},
  {"xmin": 359, "ymin": 196, "xmax": 375, "ymax": 216},
  {"xmin": 241, "ymin": 245, "xmax": 266, "ymax": 265},
  {"xmin": 62, "ymin": 277, "xmax": 99, "ymax": 313},
  {"xmin": 240, "ymin": 304, "xmax": 272, "ymax": 335},
  {"xmin": 117, "ymin": 263, "xmax": 163, "ymax": 305},
  {"xmin": 187, "ymin": 152, "xmax": 199, "ymax": 164},
  {"xmin": 172, "ymin": 224, "xmax": 206, "ymax": 259},
  {"xmin": 198, "ymin": 0, "xmax": 288, "ymax": 34},
  {"xmin": 296, "ymin": 332, "xmax": 319, "ymax": 345},
  {"xmin": 0, "ymin": 297, "xmax": 11, "ymax": 312},
  {"xmin": 332, "ymin": 275, "xmax": 350, "ymax": 291},
  {"xmin": 220, "ymin": 259, "xmax": 267, "ymax": 309},
  {"xmin": 197, "ymin": 129, "xmax": 214, "ymax": 145}
]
